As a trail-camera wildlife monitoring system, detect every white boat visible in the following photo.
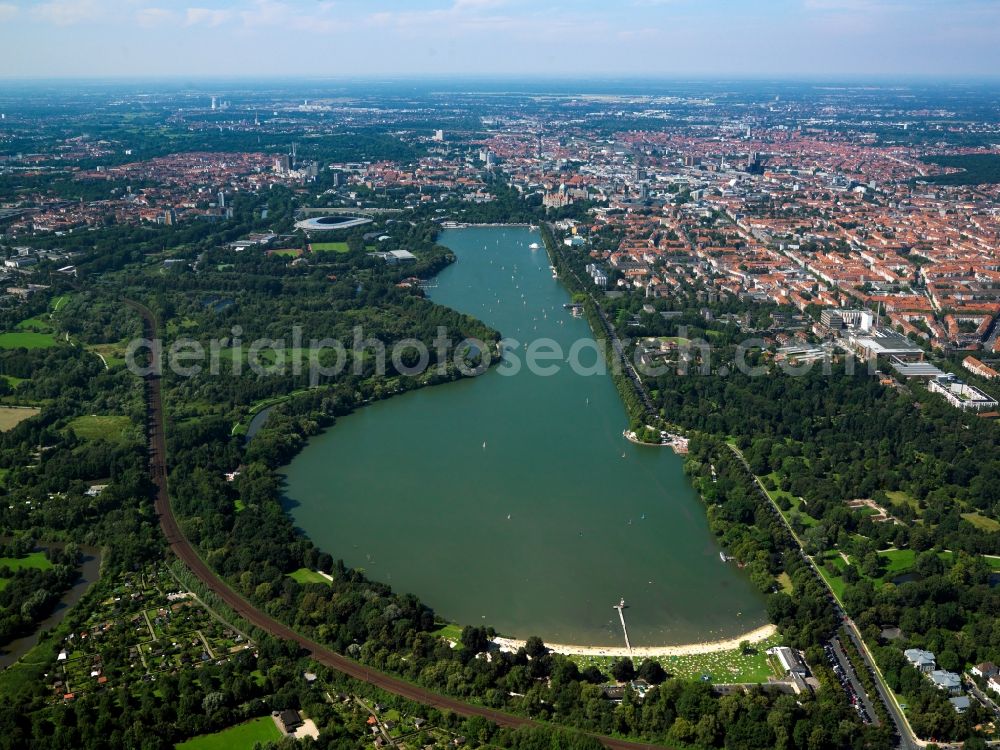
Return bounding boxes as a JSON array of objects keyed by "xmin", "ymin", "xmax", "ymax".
[{"xmin": 529, "ymin": 242, "xmax": 540, "ymax": 250}]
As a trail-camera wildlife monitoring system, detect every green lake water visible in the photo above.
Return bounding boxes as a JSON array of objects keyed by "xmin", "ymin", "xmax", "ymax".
[{"xmin": 281, "ymin": 226, "xmax": 768, "ymax": 646}]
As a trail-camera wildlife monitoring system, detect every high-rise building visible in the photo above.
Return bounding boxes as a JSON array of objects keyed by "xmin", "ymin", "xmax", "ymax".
[
  {"xmin": 432, "ymin": 129, "xmax": 445, "ymax": 142},
  {"xmin": 217, "ymin": 191, "xmax": 225, "ymax": 209},
  {"xmin": 211, "ymin": 96, "xmax": 217, "ymax": 111}
]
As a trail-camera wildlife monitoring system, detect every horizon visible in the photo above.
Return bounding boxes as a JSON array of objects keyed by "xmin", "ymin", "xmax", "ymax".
[{"xmin": 1, "ymin": 0, "xmax": 999, "ymax": 80}]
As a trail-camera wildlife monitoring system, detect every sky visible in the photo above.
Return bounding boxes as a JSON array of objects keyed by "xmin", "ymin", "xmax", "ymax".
[{"xmin": 0, "ymin": 0, "xmax": 999, "ymax": 80}]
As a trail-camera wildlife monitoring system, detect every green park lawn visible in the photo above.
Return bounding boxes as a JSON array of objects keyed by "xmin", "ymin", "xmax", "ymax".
[
  {"xmin": 570, "ymin": 635, "xmax": 783, "ymax": 685},
  {"xmin": 0, "ymin": 551, "xmax": 53, "ymax": 572},
  {"xmin": 878, "ymin": 549, "xmax": 916, "ymax": 577},
  {"xmin": 311, "ymin": 241, "xmax": 351, "ymax": 253},
  {"xmin": 431, "ymin": 623, "xmax": 464, "ymax": 642},
  {"xmin": 66, "ymin": 415, "xmax": 132, "ymax": 442},
  {"xmin": 0, "ymin": 331, "xmax": 58, "ymax": 349},
  {"xmin": 816, "ymin": 553, "xmax": 849, "ymax": 601},
  {"xmin": 175, "ymin": 716, "xmax": 282, "ymax": 750},
  {"xmin": 287, "ymin": 567, "xmax": 331, "ymax": 585},
  {"xmin": 16, "ymin": 316, "xmax": 54, "ymax": 332}
]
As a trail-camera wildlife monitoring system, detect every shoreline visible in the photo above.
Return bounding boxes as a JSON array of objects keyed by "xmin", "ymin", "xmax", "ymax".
[
  {"xmin": 623, "ymin": 428, "xmax": 689, "ymax": 454},
  {"xmin": 492, "ymin": 623, "xmax": 777, "ymax": 658},
  {"xmin": 440, "ymin": 222, "xmax": 536, "ymax": 229}
]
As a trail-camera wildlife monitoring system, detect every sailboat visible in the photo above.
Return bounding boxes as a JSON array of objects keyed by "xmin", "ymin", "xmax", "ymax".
[{"xmin": 483, "ymin": 441, "xmax": 487, "ymax": 449}]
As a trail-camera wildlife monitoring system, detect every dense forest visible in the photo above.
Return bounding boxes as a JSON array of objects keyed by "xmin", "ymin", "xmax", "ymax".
[{"xmin": 919, "ymin": 154, "xmax": 1000, "ymax": 185}]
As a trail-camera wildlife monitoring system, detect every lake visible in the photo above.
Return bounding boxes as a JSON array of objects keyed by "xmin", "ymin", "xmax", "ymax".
[{"xmin": 281, "ymin": 226, "xmax": 767, "ymax": 646}]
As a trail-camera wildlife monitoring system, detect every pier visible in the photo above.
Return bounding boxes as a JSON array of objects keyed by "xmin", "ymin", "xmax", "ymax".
[{"xmin": 613, "ymin": 598, "xmax": 633, "ymax": 656}]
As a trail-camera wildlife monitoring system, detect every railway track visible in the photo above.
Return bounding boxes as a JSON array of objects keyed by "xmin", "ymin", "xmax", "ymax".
[{"xmin": 124, "ymin": 298, "xmax": 667, "ymax": 750}]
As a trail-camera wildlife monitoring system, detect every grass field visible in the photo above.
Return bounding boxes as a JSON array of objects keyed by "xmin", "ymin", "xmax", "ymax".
[
  {"xmin": 0, "ymin": 551, "xmax": 53, "ymax": 572},
  {"xmin": 879, "ymin": 549, "xmax": 917, "ymax": 577},
  {"xmin": 0, "ymin": 406, "xmax": 40, "ymax": 431},
  {"xmin": 0, "ymin": 331, "xmax": 58, "ymax": 349},
  {"xmin": 287, "ymin": 568, "xmax": 331, "ymax": 585},
  {"xmin": 885, "ymin": 490, "xmax": 921, "ymax": 517},
  {"xmin": 569, "ymin": 634, "xmax": 783, "ymax": 684},
  {"xmin": 175, "ymin": 717, "xmax": 282, "ymax": 750},
  {"xmin": 962, "ymin": 512, "xmax": 1000, "ymax": 532},
  {"xmin": 2, "ymin": 374, "xmax": 27, "ymax": 387},
  {"xmin": 0, "ymin": 551, "xmax": 53, "ymax": 574},
  {"xmin": 310, "ymin": 241, "xmax": 351, "ymax": 253},
  {"xmin": 266, "ymin": 248, "xmax": 302, "ymax": 258},
  {"xmin": 51, "ymin": 295, "xmax": 70, "ymax": 312},
  {"xmin": 309, "ymin": 242, "xmax": 351, "ymax": 253},
  {"xmin": 816, "ymin": 553, "xmax": 849, "ymax": 601},
  {"xmin": 86, "ymin": 341, "xmax": 131, "ymax": 368},
  {"xmin": 431, "ymin": 623, "xmax": 464, "ymax": 642},
  {"xmin": 15, "ymin": 316, "xmax": 55, "ymax": 332},
  {"xmin": 66, "ymin": 415, "xmax": 131, "ymax": 441}
]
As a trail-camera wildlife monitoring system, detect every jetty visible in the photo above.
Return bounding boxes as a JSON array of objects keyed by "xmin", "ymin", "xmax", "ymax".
[{"xmin": 613, "ymin": 598, "xmax": 633, "ymax": 656}]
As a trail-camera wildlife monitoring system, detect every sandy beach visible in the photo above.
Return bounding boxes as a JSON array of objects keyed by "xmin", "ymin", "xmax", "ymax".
[{"xmin": 492, "ymin": 623, "xmax": 777, "ymax": 658}]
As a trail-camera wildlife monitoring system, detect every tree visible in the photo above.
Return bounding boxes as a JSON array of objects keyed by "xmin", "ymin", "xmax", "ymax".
[
  {"xmin": 524, "ymin": 636, "xmax": 548, "ymax": 659},
  {"xmin": 636, "ymin": 659, "xmax": 667, "ymax": 685},
  {"xmin": 460, "ymin": 625, "xmax": 489, "ymax": 654},
  {"xmin": 611, "ymin": 658, "xmax": 635, "ymax": 683}
]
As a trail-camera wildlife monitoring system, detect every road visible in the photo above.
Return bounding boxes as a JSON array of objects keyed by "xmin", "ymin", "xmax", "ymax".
[
  {"xmin": 726, "ymin": 443, "xmax": 918, "ymax": 750},
  {"xmin": 827, "ymin": 636, "xmax": 877, "ymax": 725},
  {"xmin": 966, "ymin": 675, "xmax": 1000, "ymax": 718},
  {"xmin": 125, "ymin": 298, "xmax": 669, "ymax": 750}
]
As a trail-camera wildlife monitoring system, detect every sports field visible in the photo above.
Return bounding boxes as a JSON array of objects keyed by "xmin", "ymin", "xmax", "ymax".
[{"xmin": 310, "ymin": 241, "xmax": 351, "ymax": 253}]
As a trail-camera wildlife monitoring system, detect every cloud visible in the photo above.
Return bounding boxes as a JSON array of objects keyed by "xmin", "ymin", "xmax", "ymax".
[
  {"xmin": 452, "ymin": 0, "xmax": 508, "ymax": 10},
  {"xmin": 238, "ymin": 0, "xmax": 344, "ymax": 33},
  {"xmin": 32, "ymin": 0, "xmax": 102, "ymax": 25},
  {"xmin": 0, "ymin": 3, "xmax": 17, "ymax": 22},
  {"xmin": 136, "ymin": 7, "xmax": 175, "ymax": 28},
  {"xmin": 185, "ymin": 7, "xmax": 233, "ymax": 27}
]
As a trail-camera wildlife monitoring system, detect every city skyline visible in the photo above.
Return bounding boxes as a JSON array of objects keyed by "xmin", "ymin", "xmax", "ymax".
[{"xmin": 1, "ymin": 0, "xmax": 1000, "ymax": 80}]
